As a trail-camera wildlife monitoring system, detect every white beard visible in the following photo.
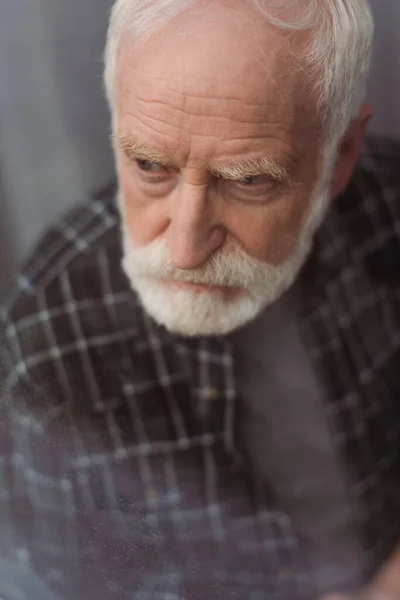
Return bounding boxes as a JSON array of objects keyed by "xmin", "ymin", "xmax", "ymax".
[{"xmin": 120, "ymin": 171, "xmax": 332, "ymax": 337}]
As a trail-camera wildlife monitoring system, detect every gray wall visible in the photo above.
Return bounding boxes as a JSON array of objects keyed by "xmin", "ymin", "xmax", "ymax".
[
  {"xmin": 0, "ymin": 0, "xmax": 114, "ymax": 297},
  {"xmin": 367, "ymin": 2, "xmax": 400, "ymax": 137},
  {"xmin": 0, "ymin": 0, "xmax": 398, "ymax": 297}
]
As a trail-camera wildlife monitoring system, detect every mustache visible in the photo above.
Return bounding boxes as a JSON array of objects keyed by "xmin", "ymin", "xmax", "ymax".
[{"xmin": 125, "ymin": 239, "xmax": 270, "ymax": 288}]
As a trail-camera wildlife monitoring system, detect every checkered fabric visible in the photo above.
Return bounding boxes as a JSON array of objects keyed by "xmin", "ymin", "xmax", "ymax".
[{"xmin": 1, "ymin": 136, "xmax": 400, "ymax": 600}]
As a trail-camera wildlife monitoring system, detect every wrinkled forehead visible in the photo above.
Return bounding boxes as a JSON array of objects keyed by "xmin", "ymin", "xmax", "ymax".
[{"xmin": 114, "ymin": 1, "xmax": 319, "ymax": 152}]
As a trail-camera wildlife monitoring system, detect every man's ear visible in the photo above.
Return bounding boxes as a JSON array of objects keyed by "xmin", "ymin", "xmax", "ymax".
[{"xmin": 330, "ymin": 103, "xmax": 374, "ymax": 199}]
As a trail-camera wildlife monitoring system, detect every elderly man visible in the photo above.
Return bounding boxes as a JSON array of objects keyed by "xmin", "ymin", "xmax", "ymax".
[{"xmin": 2, "ymin": 0, "xmax": 400, "ymax": 598}]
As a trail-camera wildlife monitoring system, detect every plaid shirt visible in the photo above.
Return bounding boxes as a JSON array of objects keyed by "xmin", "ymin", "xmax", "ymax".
[{"xmin": 1, "ymin": 136, "xmax": 400, "ymax": 600}]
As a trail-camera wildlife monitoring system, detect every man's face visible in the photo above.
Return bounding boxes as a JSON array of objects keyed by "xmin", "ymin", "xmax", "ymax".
[{"xmin": 113, "ymin": 3, "xmax": 331, "ymax": 336}]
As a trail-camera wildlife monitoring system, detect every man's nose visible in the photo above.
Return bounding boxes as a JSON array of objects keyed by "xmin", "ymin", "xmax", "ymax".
[{"xmin": 166, "ymin": 182, "xmax": 226, "ymax": 270}]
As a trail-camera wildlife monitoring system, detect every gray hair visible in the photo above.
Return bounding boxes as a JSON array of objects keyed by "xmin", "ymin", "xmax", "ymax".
[{"xmin": 104, "ymin": 0, "xmax": 374, "ymax": 143}]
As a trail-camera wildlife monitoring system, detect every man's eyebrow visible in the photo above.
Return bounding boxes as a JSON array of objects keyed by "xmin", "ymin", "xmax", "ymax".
[
  {"xmin": 211, "ymin": 157, "xmax": 292, "ymax": 182},
  {"xmin": 113, "ymin": 131, "xmax": 294, "ymax": 181},
  {"xmin": 113, "ymin": 132, "xmax": 171, "ymax": 165}
]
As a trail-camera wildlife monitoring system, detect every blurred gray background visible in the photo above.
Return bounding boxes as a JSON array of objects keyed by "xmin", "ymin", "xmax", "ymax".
[{"xmin": 0, "ymin": 0, "xmax": 399, "ymax": 297}]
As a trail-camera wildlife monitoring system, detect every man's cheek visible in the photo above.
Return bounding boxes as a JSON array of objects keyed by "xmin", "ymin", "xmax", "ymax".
[
  {"xmin": 123, "ymin": 191, "xmax": 169, "ymax": 247},
  {"xmin": 230, "ymin": 202, "xmax": 305, "ymax": 266}
]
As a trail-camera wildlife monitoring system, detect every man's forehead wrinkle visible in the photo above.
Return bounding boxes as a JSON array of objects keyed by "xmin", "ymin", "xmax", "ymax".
[
  {"xmin": 134, "ymin": 69, "xmax": 273, "ymax": 102},
  {"xmin": 120, "ymin": 100, "xmax": 302, "ymax": 158},
  {"xmin": 132, "ymin": 81, "xmax": 276, "ymax": 114},
  {"xmin": 124, "ymin": 119, "xmax": 296, "ymax": 156},
  {"xmin": 120, "ymin": 89, "xmax": 314, "ymax": 159},
  {"xmin": 120, "ymin": 113, "xmax": 186, "ymax": 160},
  {"xmin": 125, "ymin": 63, "xmax": 292, "ymax": 109},
  {"xmin": 123, "ymin": 71, "xmax": 307, "ymax": 126},
  {"xmin": 131, "ymin": 90, "xmax": 296, "ymax": 132},
  {"xmin": 120, "ymin": 38, "xmax": 311, "ymax": 131},
  {"xmin": 122, "ymin": 93, "xmax": 292, "ymax": 143},
  {"xmin": 138, "ymin": 103, "xmax": 283, "ymax": 128}
]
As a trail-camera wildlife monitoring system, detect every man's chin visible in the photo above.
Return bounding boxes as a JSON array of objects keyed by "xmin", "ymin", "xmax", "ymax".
[
  {"xmin": 161, "ymin": 279, "xmax": 243, "ymax": 300},
  {"xmin": 131, "ymin": 277, "xmax": 262, "ymax": 337}
]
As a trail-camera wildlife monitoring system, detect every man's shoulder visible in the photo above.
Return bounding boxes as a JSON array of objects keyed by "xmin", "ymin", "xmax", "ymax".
[
  {"xmin": 0, "ymin": 182, "xmax": 144, "ymax": 394},
  {"xmin": 361, "ymin": 134, "xmax": 400, "ymax": 169},
  {"xmin": 350, "ymin": 135, "xmax": 400, "ymax": 211},
  {"xmin": 3, "ymin": 181, "xmax": 122, "ymax": 313},
  {"xmin": 321, "ymin": 135, "xmax": 400, "ymax": 284}
]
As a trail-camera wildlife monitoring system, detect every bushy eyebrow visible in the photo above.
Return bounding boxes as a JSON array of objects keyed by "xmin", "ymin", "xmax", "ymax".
[
  {"xmin": 114, "ymin": 131, "xmax": 293, "ymax": 182},
  {"xmin": 113, "ymin": 131, "xmax": 172, "ymax": 165},
  {"xmin": 211, "ymin": 157, "xmax": 290, "ymax": 182}
]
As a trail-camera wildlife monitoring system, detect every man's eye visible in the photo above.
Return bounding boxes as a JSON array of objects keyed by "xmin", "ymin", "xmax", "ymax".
[
  {"xmin": 238, "ymin": 175, "xmax": 269, "ymax": 186},
  {"xmin": 136, "ymin": 159, "xmax": 165, "ymax": 173}
]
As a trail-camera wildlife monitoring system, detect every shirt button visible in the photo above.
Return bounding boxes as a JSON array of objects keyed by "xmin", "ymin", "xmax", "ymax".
[
  {"xmin": 205, "ymin": 387, "xmax": 220, "ymax": 400},
  {"xmin": 146, "ymin": 487, "xmax": 157, "ymax": 500}
]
